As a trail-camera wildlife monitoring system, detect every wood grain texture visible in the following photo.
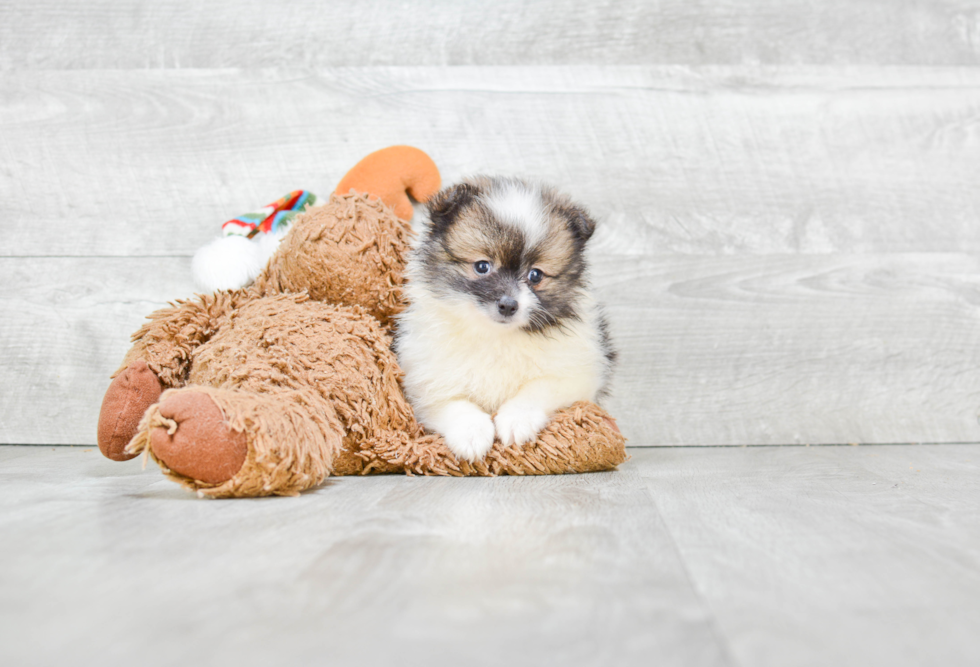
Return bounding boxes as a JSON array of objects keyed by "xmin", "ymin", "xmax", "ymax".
[
  {"xmin": 0, "ymin": 446, "xmax": 730, "ymax": 667},
  {"xmin": 3, "ymin": 67, "xmax": 979, "ymax": 258},
  {"xmin": 0, "ymin": 257, "xmax": 196, "ymax": 445},
  {"xmin": 598, "ymin": 253, "xmax": 980, "ymax": 446},
  {"xmin": 3, "ymin": 254, "xmax": 978, "ymax": 446},
  {"xmin": 3, "ymin": 0, "xmax": 980, "ymax": 69},
  {"xmin": 3, "ymin": 444, "xmax": 978, "ymax": 666},
  {"xmin": 635, "ymin": 445, "xmax": 980, "ymax": 667}
]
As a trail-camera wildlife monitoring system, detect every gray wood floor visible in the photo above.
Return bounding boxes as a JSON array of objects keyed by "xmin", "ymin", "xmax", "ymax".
[{"xmin": 2, "ymin": 444, "xmax": 978, "ymax": 667}]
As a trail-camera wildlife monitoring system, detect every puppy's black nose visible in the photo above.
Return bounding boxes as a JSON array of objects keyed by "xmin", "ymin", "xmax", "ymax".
[{"xmin": 497, "ymin": 295, "xmax": 518, "ymax": 317}]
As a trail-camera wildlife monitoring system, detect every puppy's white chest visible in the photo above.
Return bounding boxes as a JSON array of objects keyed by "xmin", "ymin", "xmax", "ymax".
[{"xmin": 440, "ymin": 335, "xmax": 542, "ymax": 413}]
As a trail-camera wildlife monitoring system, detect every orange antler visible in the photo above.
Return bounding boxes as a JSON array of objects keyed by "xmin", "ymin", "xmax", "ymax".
[{"xmin": 334, "ymin": 146, "xmax": 441, "ymax": 221}]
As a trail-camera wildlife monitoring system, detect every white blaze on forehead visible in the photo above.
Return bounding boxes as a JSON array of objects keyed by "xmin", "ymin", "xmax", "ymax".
[{"xmin": 483, "ymin": 182, "xmax": 547, "ymax": 246}]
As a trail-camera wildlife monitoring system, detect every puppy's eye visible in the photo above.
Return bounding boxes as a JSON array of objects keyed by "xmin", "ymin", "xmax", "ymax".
[
  {"xmin": 528, "ymin": 268, "xmax": 544, "ymax": 285},
  {"xmin": 474, "ymin": 260, "xmax": 492, "ymax": 275}
]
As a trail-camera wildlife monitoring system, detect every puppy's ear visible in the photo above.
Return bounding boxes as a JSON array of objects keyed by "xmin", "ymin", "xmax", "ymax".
[
  {"xmin": 559, "ymin": 204, "xmax": 597, "ymax": 244},
  {"xmin": 427, "ymin": 183, "xmax": 477, "ymax": 234}
]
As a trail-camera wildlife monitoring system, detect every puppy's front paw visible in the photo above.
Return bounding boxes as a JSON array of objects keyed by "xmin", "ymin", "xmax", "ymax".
[
  {"xmin": 441, "ymin": 407, "xmax": 496, "ymax": 462},
  {"xmin": 494, "ymin": 402, "xmax": 550, "ymax": 447}
]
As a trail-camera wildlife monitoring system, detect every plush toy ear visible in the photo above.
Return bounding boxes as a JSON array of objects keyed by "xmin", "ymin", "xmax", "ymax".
[
  {"xmin": 426, "ymin": 182, "xmax": 478, "ymax": 234},
  {"xmin": 335, "ymin": 145, "xmax": 441, "ymax": 220}
]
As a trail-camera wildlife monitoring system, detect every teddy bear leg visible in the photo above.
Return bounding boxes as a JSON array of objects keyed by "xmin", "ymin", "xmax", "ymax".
[
  {"xmin": 146, "ymin": 389, "xmax": 248, "ymax": 484},
  {"xmin": 97, "ymin": 359, "xmax": 164, "ymax": 461},
  {"xmin": 129, "ymin": 386, "xmax": 345, "ymax": 497}
]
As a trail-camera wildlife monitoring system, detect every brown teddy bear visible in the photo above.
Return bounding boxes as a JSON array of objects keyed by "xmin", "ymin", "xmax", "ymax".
[{"xmin": 96, "ymin": 146, "xmax": 626, "ymax": 498}]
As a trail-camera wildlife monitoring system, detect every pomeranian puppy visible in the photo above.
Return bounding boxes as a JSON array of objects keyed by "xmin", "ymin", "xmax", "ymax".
[{"xmin": 395, "ymin": 176, "xmax": 616, "ymax": 462}]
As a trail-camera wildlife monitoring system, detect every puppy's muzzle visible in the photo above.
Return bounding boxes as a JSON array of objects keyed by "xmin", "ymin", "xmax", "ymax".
[{"xmin": 496, "ymin": 295, "xmax": 518, "ymax": 317}]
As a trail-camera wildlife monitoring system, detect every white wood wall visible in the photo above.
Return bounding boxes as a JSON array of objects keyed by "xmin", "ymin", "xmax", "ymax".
[{"xmin": 2, "ymin": 2, "xmax": 979, "ymax": 446}]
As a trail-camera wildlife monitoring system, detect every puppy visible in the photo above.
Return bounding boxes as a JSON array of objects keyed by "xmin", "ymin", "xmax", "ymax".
[{"xmin": 395, "ymin": 176, "xmax": 616, "ymax": 462}]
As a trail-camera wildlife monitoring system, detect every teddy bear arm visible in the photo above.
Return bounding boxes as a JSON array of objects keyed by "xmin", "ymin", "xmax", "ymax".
[
  {"xmin": 353, "ymin": 401, "xmax": 627, "ymax": 478},
  {"xmin": 111, "ymin": 290, "xmax": 246, "ymax": 386}
]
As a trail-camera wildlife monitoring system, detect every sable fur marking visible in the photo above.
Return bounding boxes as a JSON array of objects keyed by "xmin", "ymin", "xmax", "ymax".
[{"xmin": 396, "ymin": 176, "xmax": 617, "ymax": 461}]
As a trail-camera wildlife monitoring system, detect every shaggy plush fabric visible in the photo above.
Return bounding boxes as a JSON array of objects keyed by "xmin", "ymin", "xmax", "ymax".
[
  {"xmin": 254, "ymin": 192, "xmax": 414, "ymax": 327},
  {"xmin": 100, "ymin": 184, "xmax": 627, "ymax": 498}
]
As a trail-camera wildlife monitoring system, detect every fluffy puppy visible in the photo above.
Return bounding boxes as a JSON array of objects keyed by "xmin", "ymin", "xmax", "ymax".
[{"xmin": 395, "ymin": 176, "xmax": 616, "ymax": 462}]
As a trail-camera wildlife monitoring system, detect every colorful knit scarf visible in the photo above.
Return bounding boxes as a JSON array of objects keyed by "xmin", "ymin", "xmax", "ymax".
[{"xmin": 221, "ymin": 190, "xmax": 317, "ymax": 238}]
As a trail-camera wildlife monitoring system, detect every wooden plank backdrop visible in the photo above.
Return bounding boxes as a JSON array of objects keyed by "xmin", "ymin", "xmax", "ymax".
[
  {"xmin": 4, "ymin": 67, "xmax": 980, "ymax": 258},
  {"xmin": 1, "ymin": 5, "xmax": 979, "ymax": 447},
  {"xmin": 4, "ymin": 251, "xmax": 977, "ymax": 446},
  {"xmin": 2, "ymin": 0, "xmax": 980, "ymax": 69}
]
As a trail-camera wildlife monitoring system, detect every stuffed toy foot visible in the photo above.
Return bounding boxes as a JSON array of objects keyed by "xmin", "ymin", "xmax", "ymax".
[
  {"xmin": 97, "ymin": 360, "xmax": 163, "ymax": 461},
  {"xmin": 147, "ymin": 390, "xmax": 247, "ymax": 484},
  {"xmin": 127, "ymin": 386, "xmax": 346, "ymax": 498}
]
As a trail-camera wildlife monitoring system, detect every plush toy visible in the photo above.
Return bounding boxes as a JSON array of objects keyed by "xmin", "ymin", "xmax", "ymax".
[
  {"xmin": 191, "ymin": 146, "xmax": 445, "ymax": 293},
  {"xmin": 191, "ymin": 189, "xmax": 319, "ymax": 293},
  {"xmin": 96, "ymin": 146, "xmax": 626, "ymax": 498}
]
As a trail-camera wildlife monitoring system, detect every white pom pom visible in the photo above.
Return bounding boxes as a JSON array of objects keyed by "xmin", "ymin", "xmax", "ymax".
[
  {"xmin": 192, "ymin": 236, "xmax": 266, "ymax": 292},
  {"xmin": 257, "ymin": 226, "xmax": 290, "ymax": 265}
]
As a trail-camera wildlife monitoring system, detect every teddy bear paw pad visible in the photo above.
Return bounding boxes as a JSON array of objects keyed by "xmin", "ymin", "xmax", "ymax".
[
  {"xmin": 149, "ymin": 391, "xmax": 247, "ymax": 485},
  {"xmin": 98, "ymin": 360, "xmax": 163, "ymax": 461}
]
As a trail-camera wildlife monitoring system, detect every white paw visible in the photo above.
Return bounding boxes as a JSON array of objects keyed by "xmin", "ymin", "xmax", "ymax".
[
  {"xmin": 494, "ymin": 402, "xmax": 550, "ymax": 446},
  {"xmin": 440, "ymin": 407, "xmax": 496, "ymax": 462}
]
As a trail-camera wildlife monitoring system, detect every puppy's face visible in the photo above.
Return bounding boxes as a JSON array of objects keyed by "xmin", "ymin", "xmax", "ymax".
[{"xmin": 416, "ymin": 177, "xmax": 596, "ymax": 332}]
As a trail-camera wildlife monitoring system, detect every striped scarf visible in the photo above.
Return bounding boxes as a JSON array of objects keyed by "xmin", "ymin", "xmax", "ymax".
[{"xmin": 221, "ymin": 190, "xmax": 317, "ymax": 238}]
